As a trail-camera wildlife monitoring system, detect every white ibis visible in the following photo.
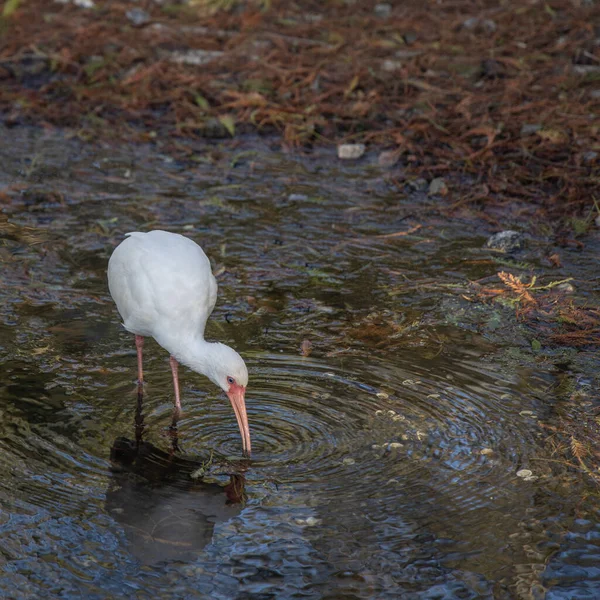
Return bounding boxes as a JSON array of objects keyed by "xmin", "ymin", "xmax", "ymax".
[{"xmin": 107, "ymin": 230, "xmax": 251, "ymax": 456}]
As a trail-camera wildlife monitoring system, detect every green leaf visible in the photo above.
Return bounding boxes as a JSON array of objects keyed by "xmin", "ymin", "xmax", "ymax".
[
  {"xmin": 531, "ymin": 339, "xmax": 542, "ymax": 352},
  {"xmin": 218, "ymin": 115, "xmax": 235, "ymax": 137},
  {"xmin": 194, "ymin": 94, "xmax": 210, "ymax": 110},
  {"xmin": 2, "ymin": 0, "xmax": 22, "ymax": 18}
]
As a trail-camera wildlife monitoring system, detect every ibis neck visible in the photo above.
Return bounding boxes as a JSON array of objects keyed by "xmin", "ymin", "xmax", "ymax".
[{"xmin": 154, "ymin": 332, "xmax": 224, "ymax": 387}]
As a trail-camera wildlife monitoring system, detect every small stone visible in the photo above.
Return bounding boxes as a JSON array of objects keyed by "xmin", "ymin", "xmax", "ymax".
[
  {"xmin": 392, "ymin": 415, "xmax": 405, "ymax": 422},
  {"xmin": 520, "ymin": 123, "xmax": 542, "ymax": 136},
  {"xmin": 305, "ymin": 517, "xmax": 320, "ymax": 526},
  {"xmin": 519, "ymin": 410, "xmax": 533, "ymax": 416},
  {"xmin": 376, "ymin": 391, "xmax": 389, "ymax": 399},
  {"xmin": 378, "ymin": 151, "xmax": 399, "ymax": 169},
  {"xmin": 428, "ymin": 177, "xmax": 448, "ymax": 196},
  {"xmin": 517, "ymin": 469, "xmax": 533, "ymax": 478},
  {"xmin": 382, "ymin": 59, "xmax": 402, "ymax": 72},
  {"xmin": 375, "ymin": 410, "xmax": 384, "ymax": 416},
  {"xmin": 374, "ymin": 3, "xmax": 392, "ymax": 17},
  {"xmin": 462, "ymin": 17, "xmax": 479, "ymax": 29},
  {"xmin": 485, "ymin": 230, "xmax": 525, "ymax": 253},
  {"xmin": 387, "ymin": 410, "xmax": 396, "ymax": 417},
  {"xmin": 556, "ymin": 282, "xmax": 575, "ymax": 294},
  {"xmin": 462, "ymin": 17, "xmax": 497, "ymax": 33},
  {"xmin": 342, "ymin": 457, "xmax": 356, "ymax": 465},
  {"xmin": 337, "ymin": 144, "xmax": 366, "ymax": 160},
  {"xmin": 480, "ymin": 448, "xmax": 494, "ymax": 455},
  {"xmin": 387, "ymin": 442, "xmax": 404, "ymax": 449},
  {"xmin": 126, "ymin": 8, "xmax": 151, "ymax": 26},
  {"xmin": 170, "ymin": 50, "xmax": 224, "ymax": 66},
  {"xmin": 288, "ymin": 193, "xmax": 308, "ymax": 202}
]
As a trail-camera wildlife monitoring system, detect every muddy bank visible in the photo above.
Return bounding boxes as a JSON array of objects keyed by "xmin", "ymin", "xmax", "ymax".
[{"xmin": 1, "ymin": 0, "xmax": 600, "ymax": 225}]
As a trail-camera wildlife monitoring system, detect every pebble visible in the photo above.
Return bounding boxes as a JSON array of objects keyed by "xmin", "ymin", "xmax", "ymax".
[
  {"xmin": 516, "ymin": 469, "xmax": 533, "ymax": 478},
  {"xmin": 382, "ymin": 59, "xmax": 403, "ymax": 72},
  {"xmin": 55, "ymin": 0, "xmax": 95, "ymax": 5},
  {"xmin": 519, "ymin": 410, "xmax": 533, "ymax": 417},
  {"xmin": 288, "ymin": 193, "xmax": 308, "ymax": 202},
  {"xmin": 485, "ymin": 230, "xmax": 525, "ymax": 252},
  {"xmin": 374, "ymin": 3, "xmax": 392, "ymax": 17},
  {"xmin": 377, "ymin": 150, "xmax": 399, "ymax": 168},
  {"xmin": 169, "ymin": 50, "xmax": 224, "ymax": 66},
  {"xmin": 387, "ymin": 442, "xmax": 404, "ymax": 449},
  {"xmin": 428, "ymin": 178, "xmax": 448, "ymax": 196},
  {"xmin": 556, "ymin": 282, "xmax": 575, "ymax": 294},
  {"xmin": 376, "ymin": 391, "xmax": 389, "ymax": 399},
  {"xmin": 126, "ymin": 8, "xmax": 151, "ymax": 26},
  {"xmin": 480, "ymin": 448, "xmax": 494, "ymax": 455},
  {"xmin": 520, "ymin": 123, "xmax": 542, "ymax": 136},
  {"xmin": 295, "ymin": 517, "xmax": 321, "ymax": 526},
  {"xmin": 342, "ymin": 457, "xmax": 356, "ymax": 466},
  {"xmin": 462, "ymin": 17, "xmax": 497, "ymax": 33},
  {"xmin": 337, "ymin": 144, "xmax": 366, "ymax": 160}
]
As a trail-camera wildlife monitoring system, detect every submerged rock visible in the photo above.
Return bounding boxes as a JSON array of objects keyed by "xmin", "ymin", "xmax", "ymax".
[
  {"xmin": 337, "ymin": 144, "xmax": 366, "ymax": 160},
  {"xmin": 428, "ymin": 177, "xmax": 448, "ymax": 196},
  {"xmin": 485, "ymin": 230, "xmax": 525, "ymax": 252},
  {"xmin": 126, "ymin": 8, "xmax": 151, "ymax": 27}
]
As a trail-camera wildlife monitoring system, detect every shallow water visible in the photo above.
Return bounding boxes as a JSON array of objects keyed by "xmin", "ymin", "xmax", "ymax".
[{"xmin": 0, "ymin": 127, "xmax": 599, "ymax": 598}]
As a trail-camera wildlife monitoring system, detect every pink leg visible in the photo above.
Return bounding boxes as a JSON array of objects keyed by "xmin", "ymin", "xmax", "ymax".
[
  {"xmin": 135, "ymin": 335, "xmax": 144, "ymax": 385},
  {"xmin": 170, "ymin": 355, "xmax": 182, "ymax": 414}
]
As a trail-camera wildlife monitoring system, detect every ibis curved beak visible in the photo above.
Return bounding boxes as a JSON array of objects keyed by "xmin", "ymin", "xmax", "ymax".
[{"xmin": 227, "ymin": 383, "xmax": 251, "ymax": 457}]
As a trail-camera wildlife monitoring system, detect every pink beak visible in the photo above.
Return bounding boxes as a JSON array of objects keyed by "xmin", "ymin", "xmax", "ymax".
[{"xmin": 227, "ymin": 383, "xmax": 251, "ymax": 457}]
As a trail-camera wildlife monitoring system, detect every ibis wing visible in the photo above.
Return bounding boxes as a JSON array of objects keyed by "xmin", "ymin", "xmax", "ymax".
[{"xmin": 108, "ymin": 231, "xmax": 217, "ymax": 339}]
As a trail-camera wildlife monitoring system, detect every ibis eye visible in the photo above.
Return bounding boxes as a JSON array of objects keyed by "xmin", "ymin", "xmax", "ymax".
[{"xmin": 227, "ymin": 377, "xmax": 235, "ymax": 385}]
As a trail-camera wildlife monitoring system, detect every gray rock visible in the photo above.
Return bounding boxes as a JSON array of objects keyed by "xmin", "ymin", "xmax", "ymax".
[
  {"xmin": 462, "ymin": 17, "xmax": 479, "ymax": 29},
  {"xmin": 288, "ymin": 193, "xmax": 308, "ymax": 202},
  {"xmin": 462, "ymin": 17, "xmax": 497, "ymax": 33},
  {"xmin": 556, "ymin": 282, "xmax": 575, "ymax": 294},
  {"xmin": 428, "ymin": 177, "xmax": 448, "ymax": 196},
  {"xmin": 378, "ymin": 150, "xmax": 399, "ymax": 168},
  {"xmin": 337, "ymin": 144, "xmax": 366, "ymax": 160},
  {"xmin": 382, "ymin": 59, "xmax": 402, "ymax": 72},
  {"xmin": 520, "ymin": 123, "xmax": 542, "ymax": 136},
  {"xmin": 169, "ymin": 50, "xmax": 225, "ymax": 66},
  {"xmin": 374, "ymin": 3, "xmax": 392, "ymax": 17},
  {"xmin": 126, "ymin": 8, "xmax": 151, "ymax": 27},
  {"xmin": 485, "ymin": 230, "xmax": 525, "ymax": 252}
]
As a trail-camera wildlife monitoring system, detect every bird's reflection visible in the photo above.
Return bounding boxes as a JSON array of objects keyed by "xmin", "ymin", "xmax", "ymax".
[{"xmin": 107, "ymin": 395, "xmax": 247, "ymax": 564}]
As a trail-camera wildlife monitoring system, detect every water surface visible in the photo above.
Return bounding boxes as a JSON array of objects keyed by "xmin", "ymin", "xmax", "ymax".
[{"xmin": 0, "ymin": 127, "xmax": 598, "ymax": 599}]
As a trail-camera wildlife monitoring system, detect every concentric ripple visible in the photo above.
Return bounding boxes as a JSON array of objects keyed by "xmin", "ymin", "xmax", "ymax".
[{"xmin": 136, "ymin": 345, "xmax": 545, "ymax": 524}]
